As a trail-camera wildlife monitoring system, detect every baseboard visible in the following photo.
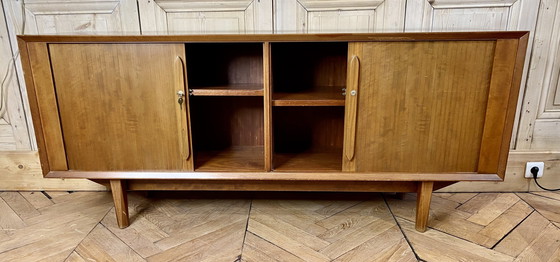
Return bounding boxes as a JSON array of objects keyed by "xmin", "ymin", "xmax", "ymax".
[
  {"xmin": 0, "ymin": 151, "xmax": 107, "ymax": 191},
  {"xmin": 1, "ymin": 150, "xmax": 558, "ymax": 192},
  {"xmin": 438, "ymin": 150, "xmax": 560, "ymax": 192}
]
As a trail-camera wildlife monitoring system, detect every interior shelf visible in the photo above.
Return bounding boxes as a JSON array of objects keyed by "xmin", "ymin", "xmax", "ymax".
[
  {"xmin": 274, "ymin": 150, "xmax": 342, "ymax": 172},
  {"xmin": 195, "ymin": 146, "xmax": 264, "ymax": 171},
  {"xmin": 271, "ymin": 42, "xmax": 347, "ymax": 106},
  {"xmin": 272, "ymin": 86, "xmax": 345, "ymax": 106},
  {"xmin": 190, "ymin": 84, "xmax": 263, "ymax": 96}
]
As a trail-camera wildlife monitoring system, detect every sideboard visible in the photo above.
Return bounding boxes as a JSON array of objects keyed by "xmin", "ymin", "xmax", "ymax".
[{"xmin": 17, "ymin": 32, "xmax": 528, "ymax": 232}]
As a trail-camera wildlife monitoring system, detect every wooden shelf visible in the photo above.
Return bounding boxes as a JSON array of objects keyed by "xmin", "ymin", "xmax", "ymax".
[
  {"xmin": 272, "ymin": 86, "xmax": 345, "ymax": 106},
  {"xmin": 195, "ymin": 146, "xmax": 264, "ymax": 172},
  {"xmin": 274, "ymin": 150, "xmax": 342, "ymax": 172},
  {"xmin": 190, "ymin": 84, "xmax": 263, "ymax": 96}
]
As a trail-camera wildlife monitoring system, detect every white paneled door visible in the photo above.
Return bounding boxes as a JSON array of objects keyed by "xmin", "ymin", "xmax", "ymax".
[
  {"xmin": 517, "ymin": 0, "xmax": 560, "ymax": 149},
  {"xmin": 274, "ymin": 0, "xmax": 406, "ymax": 33},
  {"xmin": 4, "ymin": 0, "xmax": 140, "ymax": 34},
  {"xmin": 0, "ymin": 3, "xmax": 29, "ymax": 150},
  {"xmin": 404, "ymin": 0, "xmax": 538, "ymax": 32},
  {"xmin": 137, "ymin": 0, "xmax": 273, "ymax": 33}
]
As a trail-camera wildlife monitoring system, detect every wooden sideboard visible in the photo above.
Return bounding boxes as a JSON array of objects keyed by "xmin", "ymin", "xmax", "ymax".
[{"xmin": 17, "ymin": 32, "xmax": 528, "ymax": 232}]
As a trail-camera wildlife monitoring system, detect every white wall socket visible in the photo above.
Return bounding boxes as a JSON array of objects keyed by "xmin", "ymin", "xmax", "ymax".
[{"xmin": 525, "ymin": 162, "xmax": 544, "ymax": 178}]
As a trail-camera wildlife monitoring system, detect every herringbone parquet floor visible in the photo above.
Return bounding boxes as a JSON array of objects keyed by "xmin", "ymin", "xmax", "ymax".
[{"xmin": 0, "ymin": 190, "xmax": 559, "ymax": 262}]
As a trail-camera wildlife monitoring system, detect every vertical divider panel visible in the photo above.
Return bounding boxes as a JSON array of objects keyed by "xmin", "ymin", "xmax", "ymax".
[
  {"xmin": 27, "ymin": 42, "xmax": 68, "ymax": 172},
  {"xmin": 264, "ymin": 42, "xmax": 273, "ymax": 171},
  {"xmin": 477, "ymin": 39, "xmax": 519, "ymax": 177}
]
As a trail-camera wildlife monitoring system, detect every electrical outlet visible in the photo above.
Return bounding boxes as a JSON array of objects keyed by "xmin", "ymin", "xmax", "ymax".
[{"xmin": 525, "ymin": 162, "xmax": 544, "ymax": 178}]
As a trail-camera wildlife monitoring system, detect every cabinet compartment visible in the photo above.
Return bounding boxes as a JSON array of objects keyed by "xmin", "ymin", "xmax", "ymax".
[
  {"xmin": 190, "ymin": 96, "xmax": 264, "ymax": 171},
  {"xmin": 271, "ymin": 42, "xmax": 347, "ymax": 106},
  {"xmin": 273, "ymin": 107, "xmax": 344, "ymax": 171},
  {"xmin": 186, "ymin": 43, "xmax": 263, "ymax": 96}
]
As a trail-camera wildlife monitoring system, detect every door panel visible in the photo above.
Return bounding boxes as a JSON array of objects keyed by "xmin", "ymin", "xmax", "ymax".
[
  {"xmin": 517, "ymin": 0, "xmax": 560, "ymax": 149},
  {"xmin": 344, "ymin": 41, "xmax": 496, "ymax": 172},
  {"xmin": 1, "ymin": 0, "xmax": 141, "ymax": 152},
  {"xmin": 275, "ymin": 0, "xmax": 406, "ymax": 33},
  {"xmin": 49, "ymin": 44, "xmax": 192, "ymax": 171},
  {"xmin": 138, "ymin": 0, "xmax": 272, "ymax": 33},
  {"xmin": 5, "ymin": 0, "xmax": 140, "ymax": 34},
  {"xmin": 404, "ymin": 0, "xmax": 539, "ymax": 148},
  {"xmin": 405, "ymin": 0, "xmax": 538, "ymax": 32}
]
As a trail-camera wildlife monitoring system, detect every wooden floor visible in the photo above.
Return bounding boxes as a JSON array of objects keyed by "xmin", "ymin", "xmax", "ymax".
[{"xmin": 0, "ymin": 191, "xmax": 559, "ymax": 262}]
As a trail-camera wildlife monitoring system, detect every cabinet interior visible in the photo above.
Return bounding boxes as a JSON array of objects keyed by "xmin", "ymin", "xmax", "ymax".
[
  {"xmin": 186, "ymin": 43, "xmax": 264, "ymax": 96},
  {"xmin": 273, "ymin": 107, "xmax": 344, "ymax": 171},
  {"xmin": 271, "ymin": 42, "xmax": 348, "ymax": 106},
  {"xmin": 190, "ymin": 96, "xmax": 264, "ymax": 171}
]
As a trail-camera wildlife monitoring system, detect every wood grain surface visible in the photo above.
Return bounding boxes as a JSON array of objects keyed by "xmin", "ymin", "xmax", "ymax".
[
  {"xmin": 348, "ymin": 41, "xmax": 496, "ymax": 173},
  {"xmin": 17, "ymin": 31, "xmax": 529, "ymax": 43},
  {"xmin": 477, "ymin": 39, "xmax": 519, "ymax": 176},
  {"xmin": 3, "ymin": 191, "xmax": 558, "ymax": 261},
  {"xmin": 189, "ymin": 96, "xmax": 264, "ymax": 171},
  {"xmin": 49, "ymin": 44, "xmax": 188, "ymax": 171},
  {"xmin": 27, "ymin": 43, "xmax": 68, "ymax": 171},
  {"xmin": 185, "ymin": 43, "xmax": 263, "ymax": 88}
]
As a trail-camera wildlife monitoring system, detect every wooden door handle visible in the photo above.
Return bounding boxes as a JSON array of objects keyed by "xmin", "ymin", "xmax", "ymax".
[
  {"xmin": 345, "ymin": 55, "xmax": 360, "ymax": 161},
  {"xmin": 174, "ymin": 56, "xmax": 190, "ymax": 160}
]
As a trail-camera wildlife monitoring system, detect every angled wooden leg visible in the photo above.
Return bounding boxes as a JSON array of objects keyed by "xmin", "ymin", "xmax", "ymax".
[
  {"xmin": 110, "ymin": 179, "xmax": 129, "ymax": 228},
  {"xmin": 415, "ymin": 181, "xmax": 434, "ymax": 232}
]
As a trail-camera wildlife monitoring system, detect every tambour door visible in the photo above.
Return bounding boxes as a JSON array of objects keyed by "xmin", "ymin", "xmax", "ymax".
[
  {"xmin": 343, "ymin": 39, "xmax": 524, "ymax": 176},
  {"xmin": 49, "ymin": 44, "xmax": 192, "ymax": 171}
]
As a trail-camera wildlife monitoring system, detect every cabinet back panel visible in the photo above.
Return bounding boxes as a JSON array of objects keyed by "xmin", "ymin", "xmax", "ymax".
[
  {"xmin": 351, "ymin": 41, "xmax": 496, "ymax": 172},
  {"xmin": 271, "ymin": 43, "xmax": 347, "ymax": 92},
  {"xmin": 49, "ymin": 44, "xmax": 187, "ymax": 171},
  {"xmin": 190, "ymin": 96, "xmax": 264, "ymax": 150},
  {"xmin": 273, "ymin": 107, "xmax": 344, "ymax": 153},
  {"xmin": 185, "ymin": 43, "xmax": 263, "ymax": 87}
]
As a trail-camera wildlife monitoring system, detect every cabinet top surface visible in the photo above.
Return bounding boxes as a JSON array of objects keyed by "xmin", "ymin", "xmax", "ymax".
[{"xmin": 17, "ymin": 31, "xmax": 528, "ymax": 43}]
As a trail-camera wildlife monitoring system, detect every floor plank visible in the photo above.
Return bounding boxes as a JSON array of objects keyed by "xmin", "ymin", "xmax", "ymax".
[
  {"xmin": 148, "ymin": 220, "xmax": 246, "ymax": 262},
  {"xmin": 0, "ymin": 192, "xmax": 40, "ymax": 220},
  {"xmin": 435, "ymin": 192, "xmax": 478, "ymax": 204},
  {"xmin": 466, "ymin": 194, "xmax": 519, "ymax": 226},
  {"xmin": 75, "ymin": 224, "xmax": 145, "ymax": 262},
  {"xmin": 494, "ymin": 211, "xmax": 552, "ymax": 257},
  {"xmin": 19, "ymin": 191, "xmax": 53, "ymax": 209},
  {"xmin": 0, "ymin": 197, "xmax": 26, "ymax": 230},
  {"xmin": 332, "ymin": 225, "xmax": 416, "ymax": 262},
  {"xmin": 398, "ymin": 218, "xmax": 514, "ymax": 262},
  {"xmin": 0, "ymin": 191, "xmax": 559, "ymax": 262},
  {"xmin": 65, "ymin": 251, "xmax": 87, "ymax": 262},
  {"xmin": 513, "ymin": 223, "xmax": 560, "ymax": 262},
  {"xmin": 101, "ymin": 209, "xmax": 165, "ymax": 258},
  {"xmin": 517, "ymin": 193, "xmax": 560, "ymax": 223},
  {"xmin": 0, "ymin": 214, "xmax": 102, "ymax": 261},
  {"xmin": 242, "ymin": 232, "xmax": 306, "ymax": 262},
  {"xmin": 387, "ymin": 193, "xmax": 531, "ymax": 248},
  {"xmin": 246, "ymin": 196, "xmax": 415, "ymax": 262},
  {"xmin": 477, "ymin": 200, "xmax": 533, "ymax": 247},
  {"xmin": 530, "ymin": 191, "xmax": 560, "ymax": 201}
]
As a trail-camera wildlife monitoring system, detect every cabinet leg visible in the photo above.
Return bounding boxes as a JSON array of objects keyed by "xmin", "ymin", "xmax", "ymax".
[
  {"xmin": 110, "ymin": 179, "xmax": 129, "ymax": 229},
  {"xmin": 415, "ymin": 181, "xmax": 434, "ymax": 232}
]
